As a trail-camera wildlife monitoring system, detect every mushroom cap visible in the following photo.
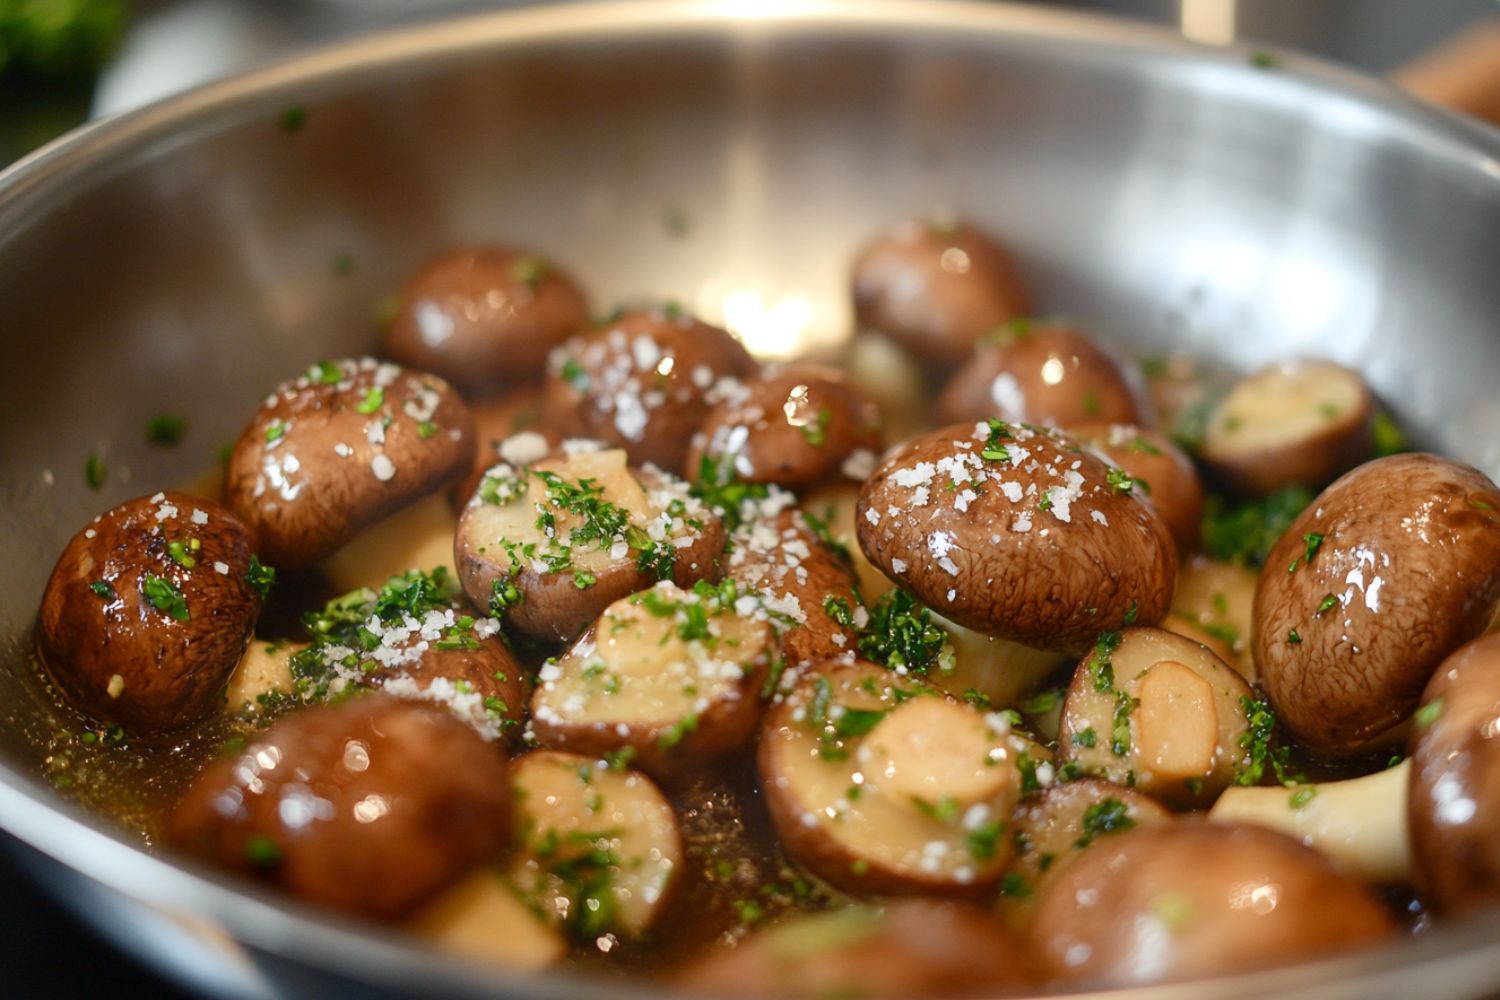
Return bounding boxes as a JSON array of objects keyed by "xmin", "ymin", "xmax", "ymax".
[{"xmin": 1070, "ymin": 422, "xmax": 1204, "ymax": 554}]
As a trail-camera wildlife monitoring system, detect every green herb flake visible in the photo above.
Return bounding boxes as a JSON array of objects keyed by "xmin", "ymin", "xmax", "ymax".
[
  {"xmin": 1201, "ymin": 486, "xmax": 1313, "ymax": 567},
  {"xmin": 166, "ymin": 539, "xmax": 197, "ymax": 569},
  {"xmin": 966, "ymin": 820, "xmax": 1005, "ymax": 860},
  {"xmin": 279, "ymin": 105, "xmax": 307, "ymax": 133},
  {"xmin": 354, "ymin": 387, "xmax": 384, "ymax": 415},
  {"xmin": 141, "ymin": 575, "xmax": 189, "ymax": 621},
  {"xmin": 1415, "ymin": 699, "xmax": 1444, "ymax": 729},
  {"xmin": 1287, "ymin": 628, "xmax": 1301, "ymax": 645},
  {"xmin": 1075, "ymin": 727, "xmax": 1098, "ymax": 749},
  {"xmin": 89, "ymin": 580, "xmax": 115, "ymax": 599},
  {"xmin": 265, "ymin": 420, "xmax": 286, "ymax": 444},
  {"xmin": 145, "ymin": 413, "xmax": 187, "ymax": 447},
  {"xmin": 417, "ymin": 421, "xmax": 437, "ymax": 440},
  {"xmin": 1076, "ymin": 798, "xmax": 1135, "ymax": 848},
  {"xmin": 1000, "ymin": 872, "xmax": 1030, "ymax": 897},
  {"xmin": 1372, "ymin": 410, "xmax": 1408, "ymax": 457},
  {"xmin": 511, "ymin": 256, "xmax": 548, "ymax": 289},
  {"xmin": 245, "ymin": 556, "xmax": 276, "ymax": 600},
  {"xmin": 245, "ymin": 834, "xmax": 283, "ymax": 867},
  {"xmin": 560, "ymin": 358, "xmax": 590, "ymax": 390},
  {"xmin": 1105, "ymin": 466, "xmax": 1138, "ymax": 494},
  {"xmin": 309, "ymin": 360, "xmax": 342, "ymax": 384},
  {"xmin": 800, "ymin": 406, "xmax": 832, "ymax": 447},
  {"xmin": 1315, "ymin": 593, "xmax": 1339, "ymax": 617},
  {"xmin": 657, "ymin": 714, "xmax": 699, "ymax": 752},
  {"xmin": 1289, "ymin": 786, "xmax": 1317, "ymax": 809},
  {"xmin": 980, "ymin": 419, "xmax": 1015, "ymax": 462},
  {"xmin": 84, "ymin": 451, "xmax": 107, "ymax": 490}
]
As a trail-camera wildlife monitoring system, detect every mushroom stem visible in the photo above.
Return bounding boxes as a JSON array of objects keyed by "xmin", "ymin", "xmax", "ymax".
[{"xmin": 1136, "ymin": 660, "xmax": 1218, "ymax": 782}]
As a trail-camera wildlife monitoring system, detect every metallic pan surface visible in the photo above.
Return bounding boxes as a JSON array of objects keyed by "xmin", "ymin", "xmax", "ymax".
[{"xmin": 2, "ymin": 1, "xmax": 1500, "ymax": 997}]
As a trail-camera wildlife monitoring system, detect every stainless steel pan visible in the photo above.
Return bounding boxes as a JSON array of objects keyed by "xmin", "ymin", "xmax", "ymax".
[{"xmin": 3, "ymin": 2, "xmax": 1499, "ymax": 997}]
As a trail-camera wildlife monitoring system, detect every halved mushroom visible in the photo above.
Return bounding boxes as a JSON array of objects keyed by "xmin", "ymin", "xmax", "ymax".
[
  {"xmin": 543, "ymin": 307, "xmax": 757, "ymax": 474},
  {"xmin": 225, "ymin": 638, "xmax": 303, "ymax": 714},
  {"xmin": 507, "ymin": 750, "xmax": 682, "ymax": 938},
  {"xmin": 37, "ymin": 492, "xmax": 264, "ymax": 732},
  {"xmin": 937, "ymin": 323, "xmax": 1145, "ymax": 429},
  {"xmin": 320, "ymin": 492, "xmax": 457, "ymax": 595},
  {"xmin": 1058, "ymin": 627, "xmax": 1253, "ymax": 809},
  {"xmin": 452, "ymin": 385, "xmax": 559, "ymax": 507},
  {"xmin": 384, "ymin": 246, "xmax": 590, "ymax": 393},
  {"xmin": 454, "ymin": 446, "xmax": 726, "ymax": 641},
  {"xmin": 1408, "ymin": 632, "xmax": 1500, "ymax": 914},
  {"xmin": 167, "ymin": 696, "xmax": 510, "ymax": 921},
  {"xmin": 686, "ymin": 365, "xmax": 882, "ymax": 492},
  {"xmin": 224, "ymin": 358, "xmax": 475, "ymax": 569},
  {"xmin": 1029, "ymin": 822, "xmax": 1396, "ymax": 985},
  {"xmin": 1254, "ymin": 453, "xmax": 1500, "ymax": 755},
  {"xmin": 856, "ymin": 421, "xmax": 1176, "ymax": 655},
  {"xmin": 1200, "ymin": 360, "xmax": 1375, "ymax": 496},
  {"xmin": 1170, "ymin": 554, "xmax": 1258, "ymax": 680},
  {"xmin": 530, "ymin": 581, "xmax": 773, "ymax": 781},
  {"xmin": 1070, "ymin": 422, "xmax": 1204, "ymax": 553},
  {"xmin": 1211, "ymin": 760, "xmax": 1411, "ymax": 884},
  {"xmin": 851, "ymin": 216, "xmax": 1031, "ymax": 368},
  {"xmin": 801, "ymin": 483, "xmax": 896, "ymax": 603},
  {"xmin": 407, "ymin": 870, "xmax": 566, "ymax": 972},
  {"xmin": 760, "ymin": 659, "xmax": 1038, "ymax": 895},
  {"xmin": 676, "ymin": 900, "xmax": 1041, "ymax": 998}
]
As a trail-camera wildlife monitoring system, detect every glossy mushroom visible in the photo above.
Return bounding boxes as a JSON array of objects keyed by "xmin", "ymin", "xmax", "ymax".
[{"xmin": 1070, "ymin": 422, "xmax": 1204, "ymax": 553}]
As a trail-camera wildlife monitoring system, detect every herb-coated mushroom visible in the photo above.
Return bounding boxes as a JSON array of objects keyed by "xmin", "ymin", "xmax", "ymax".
[
  {"xmin": 38, "ymin": 492, "xmax": 265, "ymax": 732},
  {"xmin": 452, "ymin": 386, "xmax": 559, "ymax": 508},
  {"xmin": 1029, "ymin": 822, "xmax": 1396, "ymax": 985},
  {"xmin": 543, "ymin": 307, "xmax": 757, "ymax": 474},
  {"xmin": 1170, "ymin": 554, "xmax": 1258, "ymax": 680},
  {"xmin": 167, "ymin": 696, "xmax": 510, "ymax": 920},
  {"xmin": 1058, "ymin": 627, "xmax": 1253, "ymax": 809},
  {"xmin": 454, "ymin": 447, "xmax": 726, "ymax": 641},
  {"xmin": 937, "ymin": 323, "xmax": 1145, "ymax": 429},
  {"xmin": 856, "ymin": 421, "xmax": 1177, "ymax": 654},
  {"xmin": 384, "ymin": 247, "xmax": 590, "ymax": 394},
  {"xmin": 676, "ymin": 901, "xmax": 1041, "ymax": 998},
  {"xmin": 1408, "ymin": 632, "xmax": 1500, "ymax": 914},
  {"xmin": 531, "ymin": 581, "xmax": 774, "ymax": 781},
  {"xmin": 1200, "ymin": 360, "xmax": 1375, "ymax": 496},
  {"xmin": 851, "ymin": 216, "xmax": 1031, "ymax": 368},
  {"xmin": 225, "ymin": 358, "xmax": 475, "ymax": 569},
  {"xmin": 226, "ymin": 638, "xmax": 302, "ymax": 714},
  {"xmin": 1253, "ymin": 454, "xmax": 1500, "ymax": 755},
  {"xmin": 1070, "ymin": 422, "xmax": 1204, "ymax": 553},
  {"xmin": 407, "ymin": 870, "xmax": 567, "ymax": 971}
]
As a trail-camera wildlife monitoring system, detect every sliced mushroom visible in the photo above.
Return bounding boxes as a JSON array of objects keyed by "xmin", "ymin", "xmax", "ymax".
[
  {"xmin": 38, "ymin": 492, "xmax": 264, "ymax": 732},
  {"xmin": 937, "ymin": 323, "xmax": 1145, "ymax": 429},
  {"xmin": 1059, "ymin": 627, "xmax": 1253, "ymax": 809},
  {"xmin": 320, "ymin": 492, "xmax": 457, "ymax": 595},
  {"xmin": 760, "ymin": 659, "xmax": 1036, "ymax": 895},
  {"xmin": 226, "ymin": 638, "xmax": 303, "ymax": 714},
  {"xmin": 452, "ymin": 385, "xmax": 559, "ymax": 507},
  {"xmin": 167, "ymin": 696, "xmax": 510, "ymax": 920},
  {"xmin": 407, "ymin": 870, "xmax": 567, "ymax": 972},
  {"xmin": 1254, "ymin": 453, "xmax": 1500, "ymax": 755},
  {"xmin": 531, "ymin": 581, "xmax": 774, "ymax": 781},
  {"xmin": 1170, "ymin": 554, "xmax": 1258, "ymax": 680},
  {"xmin": 676, "ymin": 900, "xmax": 1041, "ymax": 998},
  {"xmin": 1029, "ymin": 822, "xmax": 1396, "ymax": 985},
  {"xmin": 851, "ymin": 216, "xmax": 1031, "ymax": 368},
  {"xmin": 1070, "ymin": 422, "xmax": 1204, "ymax": 553},
  {"xmin": 1200, "ymin": 360, "xmax": 1375, "ymax": 496},
  {"xmin": 224, "ymin": 358, "xmax": 474, "ymax": 569},
  {"xmin": 856, "ymin": 421, "xmax": 1176, "ymax": 655},
  {"xmin": 454, "ymin": 446, "xmax": 726, "ymax": 641},
  {"xmin": 543, "ymin": 307, "xmax": 757, "ymax": 473},
  {"xmin": 507, "ymin": 750, "xmax": 682, "ymax": 938},
  {"xmin": 384, "ymin": 246, "xmax": 590, "ymax": 393}
]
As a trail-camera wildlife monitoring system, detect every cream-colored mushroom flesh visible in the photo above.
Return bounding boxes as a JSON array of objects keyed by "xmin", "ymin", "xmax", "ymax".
[
  {"xmin": 225, "ymin": 639, "xmax": 302, "ymax": 714},
  {"xmin": 321, "ymin": 492, "xmax": 457, "ymax": 595},
  {"xmin": 1171, "ymin": 555, "xmax": 1258, "ymax": 680},
  {"xmin": 408, "ymin": 871, "xmax": 567, "ymax": 971},
  {"xmin": 930, "ymin": 610, "xmax": 1067, "ymax": 709},
  {"xmin": 1203, "ymin": 360, "xmax": 1366, "ymax": 455}
]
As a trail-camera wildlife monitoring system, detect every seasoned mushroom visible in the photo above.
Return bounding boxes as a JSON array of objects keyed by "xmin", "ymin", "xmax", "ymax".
[
  {"xmin": 452, "ymin": 386, "xmax": 559, "ymax": 507},
  {"xmin": 543, "ymin": 307, "xmax": 757, "ymax": 473},
  {"xmin": 1170, "ymin": 554, "xmax": 1258, "ymax": 680},
  {"xmin": 676, "ymin": 901, "xmax": 1040, "ymax": 998},
  {"xmin": 531, "ymin": 581, "xmax": 774, "ymax": 781},
  {"xmin": 454, "ymin": 446, "xmax": 726, "ymax": 641},
  {"xmin": 1408, "ymin": 632, "xmax": 1500, "ymax": 914},
  {"xmin": 851, "ymin": 216, "xmax": 1031, "ymax": 368},
  {"xmin": 225, "ymin": 358, "xmax": 474, "ymax": 569},
  {"xmin": 507, "ymin": 750, "xmax": 682, "ymax": 938},
  {"xmin": 856, "ymin": 421, "xmax": 1176, "ymax": 655},
  {"xmin": 760, "ymin": 659, "xmax": 1038, "ymax": 895},
  {"xmin": 1058, "ymin": 627, "xmax": 1253, "ymax": 809},
  {"xmin": 226, "ymin": 638, "xmax": 303, "ymax": 714},
  {"xmin": 1200, "ymin": 360, "xmax": 1375, "ymax": 496},
  {"xmin": 167, "ymin": 696, "xmax": 510, "ymax": 920},
  {"xmin": 686, "ymin": 365, "xmax": 882, "ymax": 492},
  {"xmin": 407, "ymin": 870, "xmax": 566, "ymax": 972},
  {"xmin": 1070, "ymin": 422, "xmax": 1204, "ymax": 553},
  {"xmin": 38, "ymin": 492, "xmax": 264, "ymax": 732},
  {"xmin": 320, "ymin": 492, "xmax": 457, "ymax": 595},
  {"xmin": 802, "ymin": 483, "xmax": 897, "ymax": 603},
  {"xmin": 1030, "ymin": 822, "xmax": 1396, "ymax": 985},
  {"xmin": 384, "ymin": 246, "xmax": 589, "ymax": 393},
  {"xmin": 1254, "ymin": 453, "xmax": 1500, "ymax": 755},
  {"xmin": 937, "ymin": 323, "xmax": 1145, "ymax": 429}
]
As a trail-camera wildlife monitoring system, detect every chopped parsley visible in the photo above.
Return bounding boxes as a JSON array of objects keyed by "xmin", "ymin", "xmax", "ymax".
[
  {"xmin": 279, "ymin": 105, "xmax": 307, "ymax": 133},
  {"xmin": 354, "ymin": 387, "xmax": 384, "ymax": 415},
  {"xmin": 691, "ymin": 454, "xmax": 771, "ymax": 531},
  {"xmin": 1315, "ymin": 593, "xmax": 1339, "ymax": 616},
  {"xmin": 1372, "ymin": 409, "xmax": 1408, "ymax": 457},
  {"xmin": 141, "ymin": 575, "xmax": 189, "ymax": 621},
  {"xmin": 1110, "ymin": 690, "xmax": 1138, "ymax": 756},
  {"xmin": 166, "ymin": 538, "xmax": 198, "ymax": 568},
  {"xmin": 560, "ymin": 358, "xmax": 590, "ymax": 390},
  {"xmin": 89, "ymin": 580, "xmax": 115, "ymax": 599},
  {"xmin": 1289, "ymin": 786, "xmax": 1317, "ymax": 809},
  {"xmin": 145, "ymin": 413, "xmax": 186, "ymax": 446},
  {"xmin": 1105, "ymin": 466, "xmax": 1140, "ymax": 494},
  {"xmin": 1075, "ymin": 727, "xmax": 1098, "ymax": 749},
  {"xmin": 1075, "ymin": 797, "xmax": 1135, "ymax": 847},
  {"xmin": 245, "ymin": 555, "xmax": 276, "ymax": 600},
  {"xmin": 966, "ymin": 820, "xmax": 1005, "ymax": 860},
  {"xmin": 980, "ymin": 419, "xmax": 1015, "ymax": 461},
  {"xmin": 1287, "ymin": 628, "xmax": 1301, "ymax": 645},
  {"xmin": 657, "ymin": 714, "xmax": 699, "ymax": 752},
  {"xmin": 1235, "ymin": 695, "xmax": 1303, "ymax": 786},
  {"xmin": 244, "ymin": 835, "xmax": 283, "ymax": 868},
  {"xmin": 1287, "ymin": 532, "xmax": 1325, "ymax": 574},
  {"xmin": 84, "ymin": 451, "xmax": 106, "ymax": 490},
  {"xmin": 264, "ymin": 420, "xmax": 286, "ymax": 444},
  {"xmin": 309, "ymin": 359, "xmax": 342, "ymax": 384},
  {"xmin": 1414, "ymin": 699, "xmax": 1444, "ymax": 730},
  {"xmin": 857, "ymin": 589, "xmax": 954, "ymax": 676},
  {"xmin": 510, "ymin": 256, "xmax": 548, "ymax": 289},
  {"xmin": 800, "ymin": 407, "xmax": 832, "ymax": 447},
  {"xmin": 1201, "ymin": 485, "xmax": 1313, "ymax": 567},
  {"xmin": 833, "ymin": 707, "xmax": 888, "ymax": 739}
]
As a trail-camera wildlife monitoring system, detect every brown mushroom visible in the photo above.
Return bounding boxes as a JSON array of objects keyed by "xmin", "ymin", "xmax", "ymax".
[
  {"xmin": 686, "ymin": 364, "xmax": 882, "ymax": 492},
  {"xmin": 801, "ymin": 483, "xmax": 897, "ymax": 603},
  {"xmin": 1200, "ymin": 359, "xmax": 1375, "ymax": 496},
  {"xmin": 843, "ymin": 332, "xmax": 935, "ymax": 443},
  {"xmin": 454, "ymin": 446, "xmax": 726, "ymax": 641},
  {"xmin": 1070, "ymin": 422, "xmax": 1204, "ymax": 553},
  {"xmin": 1058, "ymin": 627, "xmax": 1253, "ymax": 809},
  {"xmin": 38, "ymin": 492, "xmax": 264, "ymax": 732},
  {"xmin": 383, "ymin": 246, "xmax": 589, "ymax": 394},
  {"xmin": 1029, "ymin": 822, "xmax": 1396, "ymax": 985},
  {"xmin": 855, "ymin": 421, "xmax": 1176, "ymax": 655},
  {"xmin": 1408, "ymin": 632, "xmax": 1500, "ymax": 914},
  {"xmin": 451, "ymin": 385, "xmax": 559, "ymax": 508},
  {"xmin": 319, "ymin": 492, "xmax": 457, "ymax": 595},
  {"xmin": 851, "ymin": 216, "xmax": 1031, "ymax": 368},
  {"xmin": 543, "ymin": 307, "xmax": 757, "ymax": 473},
  {"xmin": 937, "ymin": 323, "xmax": 1146, "ymax": 429},
  {"xmin": 1170, "ymin": 554, "xmax": 1258, "ymax": 680},
  {"xmin": 166, "ymin": 696, "xmax": 510, "ymax": 920},
  {"xmin": 224, "ymin": 358, "xmax": 474, "ymax": 569},
  {"xmin": 1254, "ymin": 453, "xmax": 1500, "ymax": 755},
  {"xmin": 676, "ymin": 900, "xmax": 1041, "ymax": 998}
]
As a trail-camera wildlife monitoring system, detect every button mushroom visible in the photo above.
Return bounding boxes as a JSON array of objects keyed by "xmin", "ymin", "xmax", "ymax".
[
  {"xmin": 1253, "ymin": 453, "xmax": 1500, "ymax": 755},
  {"xmin": 224, "ymin": 358, "xmax": 475, "ymax": 569},
  {"xmin": 543, "ymin": 307, "xmax": 757, "ymax": 474},
  {"xmin": 1170, "ymin": 554, "xmax": 1259, "ymax": 680},
  {"xmin": 1070, "ymin": 422, "xmax": 1205, "ymax": 554},
  {"xmin": 166, "ymin": 696, "xmax": 510, "ymax": 921},
  {"xmin": 452, "ymin": 386, "xmax": 559, "ymax": 507},
  {"xmin": 37, "ymin": 492, "xmax": 265, "ymax": 732},
  {"xmin": 384, "ymin": 246, "xmax": 590, "ymax": 394},
  {"xmin": 454, "ymin": 446, "xmax": 726, "ymax": 641},
  {"xmin": 319, "ymin": 491, "xmax": 457, "ymax": 595},
  {"xmin": 856, "ymin": 421, "xmax": 1177, "ymax": 655}
]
